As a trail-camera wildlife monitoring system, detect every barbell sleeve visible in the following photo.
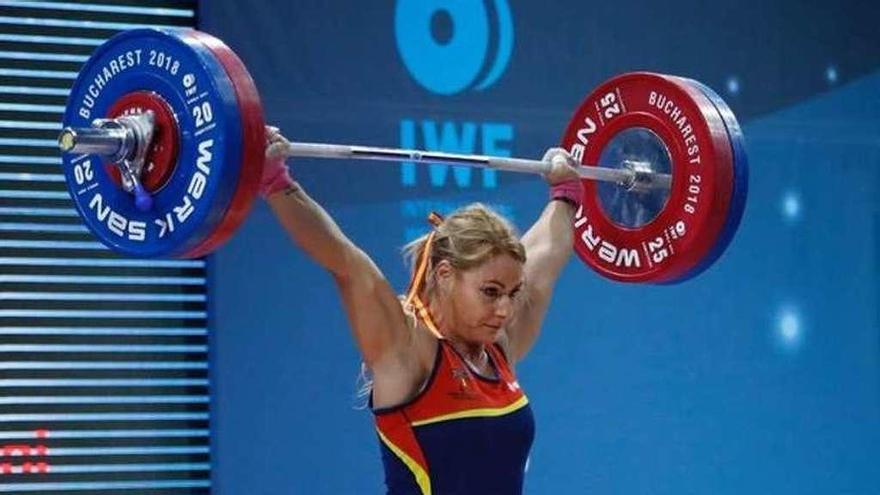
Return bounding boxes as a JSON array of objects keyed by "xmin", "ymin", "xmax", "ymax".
[{"xmin": 58, "ymin": 127, "xmax": 130, "ymax": 158}]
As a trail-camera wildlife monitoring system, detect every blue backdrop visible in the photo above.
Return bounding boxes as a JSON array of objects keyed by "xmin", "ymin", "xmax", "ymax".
[{"xmin": 200, "ymin": 1, "xmax": 880, "ymax": 493}]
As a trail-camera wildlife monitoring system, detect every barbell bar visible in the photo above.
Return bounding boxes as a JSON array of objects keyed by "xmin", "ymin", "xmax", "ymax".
[{"xmin": 58, "ymin": 125, "xmax": 672, "ymax": 192}]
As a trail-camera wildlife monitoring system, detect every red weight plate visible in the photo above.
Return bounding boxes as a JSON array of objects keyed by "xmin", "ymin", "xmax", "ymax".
[
  {"xmin": 664, "ymin": 75, "xmax": 745, "ymax": 283},
  {"xmin": 181, "ymin": 30, "xmax": 266, "ymax": 259},
  {"xmin": 562, "ymin": 72, "xmax": 734, "ymax": 283},
  {"xmin": 660, "ymin": 76, "xmax": 735, "ymax": 283},
  {"xmin": 106, "ymin": 91, "xmax": 180, "ymax": 192}
]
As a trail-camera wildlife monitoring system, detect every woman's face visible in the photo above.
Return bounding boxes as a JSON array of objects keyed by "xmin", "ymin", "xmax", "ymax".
[{"xmin": 439, "ymin": 253, "xmax": 524, "ymax": 345}]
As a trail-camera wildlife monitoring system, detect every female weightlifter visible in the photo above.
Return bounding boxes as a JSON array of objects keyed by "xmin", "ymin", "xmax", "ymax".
[{"xmin": 260, "ymin": 127, "xmax": 582, "ymax": 494}]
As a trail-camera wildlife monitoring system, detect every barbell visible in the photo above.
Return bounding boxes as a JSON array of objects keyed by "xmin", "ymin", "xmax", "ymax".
[{"xmin": 57, "ymin": 28, "xmax": 748, "ymax": 284}]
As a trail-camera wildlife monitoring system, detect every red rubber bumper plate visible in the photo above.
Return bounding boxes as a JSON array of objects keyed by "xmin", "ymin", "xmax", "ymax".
[
  {"xmin": 180, "ymin": 30, "xmax": 266, "ymax": 259},
  {"xmin": 561, "ymin": 72, "xmax": 734, "ymax": 283}
]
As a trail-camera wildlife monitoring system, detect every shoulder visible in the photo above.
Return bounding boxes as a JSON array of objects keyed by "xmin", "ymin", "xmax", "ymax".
[
  {"xmin": 375, "ymin": 303, "xmax": 439, "ymax": 379},
  {"xmin": 370, "ymin": 313, "xmax": 442, "ymax": 409}
]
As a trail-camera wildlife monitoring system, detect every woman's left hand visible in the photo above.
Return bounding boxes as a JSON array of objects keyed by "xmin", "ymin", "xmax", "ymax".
[{"xmin": 541, "ymin": 147, "xmax": 581, "ymax": 186}]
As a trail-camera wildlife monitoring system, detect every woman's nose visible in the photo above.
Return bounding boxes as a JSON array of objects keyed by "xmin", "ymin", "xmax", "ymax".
[{"xmin": 495, "ymin": 296, "xmax": 513, "ymax": 318}]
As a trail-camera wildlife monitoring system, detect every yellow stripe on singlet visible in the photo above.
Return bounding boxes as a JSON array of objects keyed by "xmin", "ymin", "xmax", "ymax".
[
  {"xmin": 377, "ymin": 429, "xmax": 432, "ymax": 495},
  {"xmin": 410, "ymin": 395, "xmax": 529, "ymax": 427}
]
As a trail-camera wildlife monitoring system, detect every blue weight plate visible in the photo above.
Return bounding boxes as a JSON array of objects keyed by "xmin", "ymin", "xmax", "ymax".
[
  {"xmin": 669, "ymin": 77, "xmax": 749, "ymax": 282},
  {"xmin": 62, "ymin": 28, "xmax": 244, "ymax": 258}
]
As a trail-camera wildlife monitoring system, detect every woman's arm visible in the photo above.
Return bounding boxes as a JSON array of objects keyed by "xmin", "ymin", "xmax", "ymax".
[
  {"xmin": 503, "ymin": 149, "xmax": 581, "ymax": 363},
  {"xmin": 261, "ymin": 130, "xmax": 424, "ymax": 378},
  {"xmin": 266, "ymin": 187, "xmax": 416, "ymax": 368}
]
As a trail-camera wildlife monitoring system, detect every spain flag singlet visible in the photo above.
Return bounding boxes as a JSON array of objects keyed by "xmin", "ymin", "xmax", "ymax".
[
  {"xmin": 373, "ymin": 340, "xmax": 534, "ymax": 495},
  {"xmin": 374, "ymin": 212, "xmax": 535, "ymax": 494}
]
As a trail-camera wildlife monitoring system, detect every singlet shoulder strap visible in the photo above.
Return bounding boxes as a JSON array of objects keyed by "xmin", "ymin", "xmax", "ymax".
[{"xmin": 487, "ymin": 343, "xmax": 516, "ymax": 377}]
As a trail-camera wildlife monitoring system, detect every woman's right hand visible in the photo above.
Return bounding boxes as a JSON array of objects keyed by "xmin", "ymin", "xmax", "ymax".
[
  {"xmin": 259, "ymin": 126, "xmax": 295, "ymax": 199},
  {"xmin": 265, "ymin": 126, "xmax": 289, "ymax": 160}
]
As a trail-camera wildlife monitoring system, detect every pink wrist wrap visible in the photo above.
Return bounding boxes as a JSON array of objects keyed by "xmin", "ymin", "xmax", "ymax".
[
  {"xmin": 549, "ymin": 179, "xmax": 584, "ymax": 207},
  {"xmin": 259, "ymin": 155, "xmax": 295, "ymax": 199}
]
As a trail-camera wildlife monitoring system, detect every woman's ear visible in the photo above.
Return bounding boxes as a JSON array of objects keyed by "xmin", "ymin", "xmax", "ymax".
[{"xmin": 433, "ymin": 259, "xmax": 455, "ymax": 290}]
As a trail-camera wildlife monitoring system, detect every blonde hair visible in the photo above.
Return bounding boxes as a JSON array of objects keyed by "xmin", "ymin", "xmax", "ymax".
[
  {"xmin": 355, "ymin": 203, "xmax": 525, "ymax": 409},
  {"xmin": 404, "ymin": 202, "xmax": 526, "ymax": 282}
]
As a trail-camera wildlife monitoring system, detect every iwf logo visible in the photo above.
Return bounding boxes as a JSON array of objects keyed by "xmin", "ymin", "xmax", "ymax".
[
  {"xmin": 394, "ymin": 0, "xmax": 514, "ymax": 95},
  {"xmin": 394, "ymin": 0, "xmax": 516, "ymax": 192}
]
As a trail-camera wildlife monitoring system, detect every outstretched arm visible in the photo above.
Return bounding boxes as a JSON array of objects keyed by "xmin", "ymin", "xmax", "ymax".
[
  {"xmin": 261, "ymin": 129, "xmax": 421, "ymax": 376},
  {"xmin": 504, "ymin": 149, "xmax": 581, "ymax": 363}
]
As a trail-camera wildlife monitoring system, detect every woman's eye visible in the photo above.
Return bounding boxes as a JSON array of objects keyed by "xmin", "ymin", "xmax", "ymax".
[{"xmin": 481, "ymin": 287, "xmax": 500, "ymax": 299}]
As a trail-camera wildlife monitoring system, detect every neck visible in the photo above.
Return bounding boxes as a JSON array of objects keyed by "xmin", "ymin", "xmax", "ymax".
[
  {"xmin": 425, "ymin": 295, "xmax": 486, "ymax": 366},
  {"xmin": 425, "ymin": 292, "xmax": 450, "ymax": 335},
  {"xmin": 451, "ymin": 339, "xmax": 487, "ymax": 368}
]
